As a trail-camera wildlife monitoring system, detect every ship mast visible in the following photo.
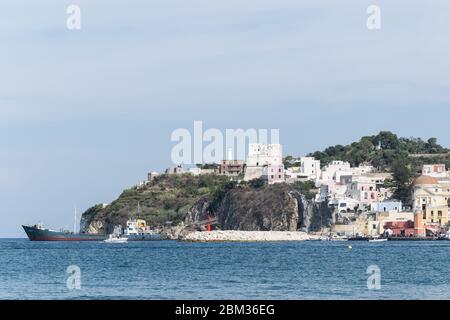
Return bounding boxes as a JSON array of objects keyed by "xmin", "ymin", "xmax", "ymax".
[{"xmin": 74, "ymin": 207, "xmax": 77, "ymax": 234}]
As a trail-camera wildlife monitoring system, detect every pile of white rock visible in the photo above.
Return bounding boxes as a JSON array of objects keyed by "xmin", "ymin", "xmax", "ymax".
[{"xmin": 181, "ymin": 230, "xmax": 312, "ymax": 242}]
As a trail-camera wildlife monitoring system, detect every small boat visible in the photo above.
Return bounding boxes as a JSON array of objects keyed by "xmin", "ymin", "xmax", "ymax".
[
  {"xmin": 104, "ymin": 235, "xmax": 128, "ymax": 243},
  {"xmin": 369, "ymin": 238, "xmax": 388, "ymax": 243},
  {"xmin": 330, "ymin": 236, "xmax": 349, "ymax": 242}
]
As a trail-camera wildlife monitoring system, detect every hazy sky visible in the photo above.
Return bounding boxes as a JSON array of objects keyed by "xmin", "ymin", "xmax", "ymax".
[{"xmin": 2, "ymin": 1, "xmax": 450, "ymax": 237}]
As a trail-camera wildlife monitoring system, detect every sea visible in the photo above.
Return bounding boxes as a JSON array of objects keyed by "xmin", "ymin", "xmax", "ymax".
[{"xmin": 1, "ymin": 239, "xmax": 449, "ymax": 300}]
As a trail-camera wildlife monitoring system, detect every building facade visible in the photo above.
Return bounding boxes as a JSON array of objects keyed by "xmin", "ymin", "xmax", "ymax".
[
  {"xmin": 218, "ymin": 160, "xmax": 245, "ymax": 176},
  {"xmin": 422, "ymin": 164, "xmax": 448, "ymax": 178},
  {"xmin": 262, "ymin": 165, "xmax": 285, "ymax": 184},
  {"xmin": 244, "ymin": 144, "xmax": 284, "ymax": 181},
  {"xmin": 412, "ymin": 175, "xmax": 450, "ymax": 227},
  {"xmin": 299, "ymin": 157, "xmax": 321, "ymax": 181}
]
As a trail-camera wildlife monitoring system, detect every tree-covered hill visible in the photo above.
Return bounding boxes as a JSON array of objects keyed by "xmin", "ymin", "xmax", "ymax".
[{"xmin": 307, "ymin": 131, "xmax": 450, "ymax": 171}]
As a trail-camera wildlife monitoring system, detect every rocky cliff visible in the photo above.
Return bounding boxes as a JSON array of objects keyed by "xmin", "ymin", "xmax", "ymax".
[
  {"xmin": 184, "ymin": 182, "xmax": 332, "ymax": 232},
  {"xmin": 81, "ymin": 174, "xmax": 332, "ymax": 234}
]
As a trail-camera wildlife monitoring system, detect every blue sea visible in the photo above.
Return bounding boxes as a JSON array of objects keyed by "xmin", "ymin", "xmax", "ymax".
[{"xmin": 1, "ymin": 239, "xmax": 449, "ymax": 300}]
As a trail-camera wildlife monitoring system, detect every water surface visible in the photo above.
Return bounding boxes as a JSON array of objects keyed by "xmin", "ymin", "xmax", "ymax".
[{"xmin": 0, "ymin": 239, "xmax": 448, "ymax": 300}]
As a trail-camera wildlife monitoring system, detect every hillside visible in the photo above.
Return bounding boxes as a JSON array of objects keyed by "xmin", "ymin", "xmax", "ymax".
[
  {"xmin": 307, "ymin": 131, "xmax": 450, "ymax": 171},
  {"xmin": 81, "ymin": 174, "xmax": 326, "ymax": 234},
  {"xmin": 304, "ymin": 131, "xmax": 450, "ymax": 204},
  {"xmin": 81, "ymin": 174, "xmax": 231, "ymax": 234}
]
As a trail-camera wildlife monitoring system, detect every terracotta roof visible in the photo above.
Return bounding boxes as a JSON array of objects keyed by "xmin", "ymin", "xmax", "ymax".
[{"xmin": 413, "ymin": 175, "xmax": 439, "ymax": 186}]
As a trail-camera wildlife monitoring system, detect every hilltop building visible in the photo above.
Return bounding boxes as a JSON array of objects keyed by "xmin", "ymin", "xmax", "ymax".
[
  {"xmin": 166, "ymin": 165, "xmax": 184, "ymax": 175},
  {"xmin": 422, "ymin": 164, "xmax": 448, "ymax": 179},
  {"xmin": 262, "ymin": 165, "xmax": 285, "ymax": 184},
  {"xmin": 299, "ymin": 157, "xmax": 321, "ymax": 181},
  {"xmin": 147, "ymin": 171, "xmax": 159, "ymax": 181},
  {"xmin": 217, "ymin": 148, "xmax": 245, "ymax": 176},
  {"xmin": 320, "ymin": 161, "xmax": 351, "ymax": 182},
  {"xmin": 244, "ymin": 144, "xmax": 284, "ymax": 183}
]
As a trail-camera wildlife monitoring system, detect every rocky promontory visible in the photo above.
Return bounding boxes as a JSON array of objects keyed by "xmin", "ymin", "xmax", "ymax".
[{"xmin": 80, "ymin": 174, "xmax": 332, "ymax": 237}]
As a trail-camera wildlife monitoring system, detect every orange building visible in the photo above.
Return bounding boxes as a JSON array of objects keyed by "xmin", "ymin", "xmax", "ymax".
[{"xmin": 414, "ymin": 209, "xmax": 426, "ymax": 237}]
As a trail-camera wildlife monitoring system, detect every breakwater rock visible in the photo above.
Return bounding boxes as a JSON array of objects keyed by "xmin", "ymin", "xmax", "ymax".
[{"xmin": 182, "ymin": 230, "xmax": 312, "ymax": 242}]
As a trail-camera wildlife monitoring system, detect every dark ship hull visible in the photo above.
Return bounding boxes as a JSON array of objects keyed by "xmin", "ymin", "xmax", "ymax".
[{"xmin": 23, "ymin": 225, "xmax": 107, "ymax": 241}]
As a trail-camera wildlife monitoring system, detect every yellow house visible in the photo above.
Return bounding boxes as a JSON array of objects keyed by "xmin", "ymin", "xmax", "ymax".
[{"xmin": 412, "ymin": 175, "xmax": 450, "ymax": 227}]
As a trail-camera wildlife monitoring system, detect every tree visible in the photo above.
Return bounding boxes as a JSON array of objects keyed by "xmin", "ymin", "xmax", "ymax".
[
  {"xmin": 391, "ymin": 159, "xmax": 413, "ymax": 204},
  {"xmin": 249, "ymin": 178, "xmax": 266, "ymax": 189}
]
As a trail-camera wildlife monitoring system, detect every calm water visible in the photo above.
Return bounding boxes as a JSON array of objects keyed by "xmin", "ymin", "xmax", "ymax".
[{"xmin": 1, "ymin": 239, "xmax": 449, "ymax": 300}]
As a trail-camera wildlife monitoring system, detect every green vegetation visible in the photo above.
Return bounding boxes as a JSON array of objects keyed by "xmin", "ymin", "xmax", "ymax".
[
  {"xmin": 82, "ymin": 174, "xmax": 231, "ymax": 228},
  {"xmin": 308, "ymin": 131, "xmax": 449, "ymax": 170},
  {"xmin": 290, "ymin": 180, "xmax": 317, "ymax": 200}
]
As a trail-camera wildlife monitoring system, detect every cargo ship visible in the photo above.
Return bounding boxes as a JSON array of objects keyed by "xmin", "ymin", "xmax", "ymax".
[{"xmin": 22, "ymin": 224, "xmax": 107, "ymax": 241}]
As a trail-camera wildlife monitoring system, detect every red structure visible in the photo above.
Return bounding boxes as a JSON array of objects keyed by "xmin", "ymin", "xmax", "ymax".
[{"xmin": 384, "ymin": 220, "xmax": 415, "ymax": 237}]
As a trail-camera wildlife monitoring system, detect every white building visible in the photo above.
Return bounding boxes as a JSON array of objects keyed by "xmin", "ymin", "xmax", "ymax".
[
  {"xmin": 299, "ymin": 157, "xmax": 321, "ymax": 181},
  {"xmin": 244, "ymin": 144, "xmax": 284, "ymax": 181},
  {"xmin": 320, "ymin": 161, "xmax": 351, "ymax": 182},
  {"xmin": 246, "ymin": 144, "xmax": 283, "ymax": 167},
  {"xmin": 422, "ymin": 164, "xmax": 448, "ymax": 179},
  {"xmin": 371, "ymin": 201, "xmax": 402, "ymax": 213},
  {"xmin": 262, "ymin": 165, "xmax": 285, "ymax": 184},
  {"xmin": 351, "ymin": 164, "xmax": 375, "ymax": 176}
]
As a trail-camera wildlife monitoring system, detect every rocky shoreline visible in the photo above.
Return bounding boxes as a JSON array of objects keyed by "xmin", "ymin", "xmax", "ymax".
[{"xmin": 180, "ymin": 230, "xmax": 315, "ymax": 242}]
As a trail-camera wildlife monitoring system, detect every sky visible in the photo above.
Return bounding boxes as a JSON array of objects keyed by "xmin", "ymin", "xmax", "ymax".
[{"xmin": 2, "ymin": 1, "xmax": 450, "ymax": 237}]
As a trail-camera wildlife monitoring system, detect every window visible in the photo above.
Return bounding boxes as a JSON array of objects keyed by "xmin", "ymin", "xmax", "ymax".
[{"xmin": 438, "ymin": 211, "xmax": 442, "ymax": 217}]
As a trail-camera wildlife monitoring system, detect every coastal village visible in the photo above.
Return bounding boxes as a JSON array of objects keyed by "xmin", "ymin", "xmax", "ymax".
[{"xmin": 141, "ymin": 141, "xmax": 450, "ymax": 241}]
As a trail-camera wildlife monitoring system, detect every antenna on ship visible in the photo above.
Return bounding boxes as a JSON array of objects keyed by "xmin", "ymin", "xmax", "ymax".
[{"xmin": 74, "ymin": 207, "xmax": 77, "ymax": 234}]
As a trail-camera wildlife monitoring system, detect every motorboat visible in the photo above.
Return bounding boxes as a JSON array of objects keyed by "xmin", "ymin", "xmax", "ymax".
[{"xmin": 104, "ymin": 235, "xmax": 128, "ymax": 243}]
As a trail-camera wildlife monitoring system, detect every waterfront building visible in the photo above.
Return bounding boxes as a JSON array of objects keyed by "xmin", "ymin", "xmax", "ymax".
[
  {"xmin": 412, "ymin": 175, "xmax": 450, "ymax": 227},
  {"xmin": 384, "ymin": 220, "xmax": 415, "ymax": 237},
  {"xmin": 365, "ymin": 211, "xmax": 414, "ymax": 237},
  {"xmin": 414, "ymin": 209, "xmax": 426, "ymax": 237}
]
